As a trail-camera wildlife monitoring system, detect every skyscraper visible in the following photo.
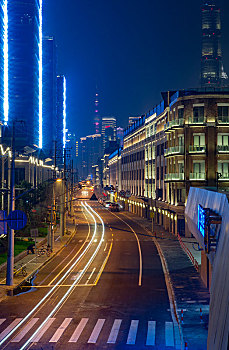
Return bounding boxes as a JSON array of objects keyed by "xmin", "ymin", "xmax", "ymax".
[
  {"xmin": 5, "ymin": 0, "xmax": 43, "ymax": 148},
  {"xmin": 201, "ymin": 0, "xmax": 228, "ymax": 87},
  {"xmin": 42, "ymin": 36, "xmax": 56, "ymax": 157},
  {"xmin": 101, "ymin": 116, "xmax": 116, "ymax": 151},
  {"xmin": 56, "ymin": 75, "xmax": 67, "ymax": 162},
  {"xmin": 0, "ymin": 0, "xmax": 5, "ymax": 123}
]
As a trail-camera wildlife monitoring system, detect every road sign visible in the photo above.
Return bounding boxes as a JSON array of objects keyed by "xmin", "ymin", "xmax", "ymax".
[
  {"xmin": 0, "ymin": 210, "xmax": 7, "ymax": 235},
  {"xmin": 7, "ymin": 210, "xmax": 27, "ymax": 230},
  {"xmin": 30, "ymin": 228, "xmax": 39, "ymax": 237}
]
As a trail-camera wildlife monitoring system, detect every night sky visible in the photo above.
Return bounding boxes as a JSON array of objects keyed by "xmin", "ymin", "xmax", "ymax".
[{"xmin": 43, "ymin": 0, "xmax": 229, "ymax": 138}]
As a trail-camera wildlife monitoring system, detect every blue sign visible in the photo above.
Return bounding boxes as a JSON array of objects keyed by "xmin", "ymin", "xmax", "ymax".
[
  {"xmin": 198, "ymin": 205, "xmax": 206, "ymax": 237},
  {"xmin": 7, "ymin": 210, "xmax": 27, "ymax": 230}
]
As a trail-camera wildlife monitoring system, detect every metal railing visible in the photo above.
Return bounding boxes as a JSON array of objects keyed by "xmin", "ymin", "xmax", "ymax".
[
  {"xmin": 164, "ymin": 118, "xmax": 184, "ymax": 131},
  {"xmin": 188, "ymin": 116, "xmax": 205, "ymax": 124},
  {"xmin": 217, "ymin": 145, "xmax": 229, "ymax": 152},
  {"xmin": 189, "ymin": 145, "xmax": 206, "ymax": 153},
  {"xmin": 189, "ymin": 172, "xmax": 206, "ymax": 180},
  {"xmin": 165, "ymin": 173, "xmax": 184, "ymax": 181},
  {"xmin": 165, "ymin": 146, "xmax": 184, "ymax": 156},
  {"xmin": 217, "ymin": 116, "xmax": 229, "ymax": 124},
  {"xmin": 218, "ymin": 173, "xmax": 229, "ymax": 180}
]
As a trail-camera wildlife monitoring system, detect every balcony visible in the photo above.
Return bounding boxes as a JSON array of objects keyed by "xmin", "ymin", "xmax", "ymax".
[
  {"xmin": 217, "ymin": 145, "xmax": 229, "ymax": 153},
  {"xmin": 164, "ymin": 146, "xmax": 184, "ymax": 156},
  {"xmin": 189, "ymin": 172, "xmax": 206, "ymax": 180},
  {"xmin": 189, "ymin": 145, "xmax": 206, "ymax": 153},
  {"xmin": 218, "ymin": 173, "xmax": 229, "ymax": 180},
  {"xmin": 164, "ymin": 118, "xmax": 184, "ymax": 131},
  {"xmin": 217, "ymin": 116, "xmax": 229, "ymax": 124},
  {"xmin": 188, "ymin": 116, "xmax": 205, "ymax": 125},
  {"xmin": 165, "ymin": 173, "xmax": 184, "ymax": 181}
]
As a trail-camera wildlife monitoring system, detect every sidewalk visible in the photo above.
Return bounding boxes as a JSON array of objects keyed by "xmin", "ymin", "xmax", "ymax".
[
  {"xmin": 122, "ymin": 211, "xmax": 209, "ymax": 350},
  {"xmin": 0, "ymin": 218, "xmax": 76, "ymax": 302}
]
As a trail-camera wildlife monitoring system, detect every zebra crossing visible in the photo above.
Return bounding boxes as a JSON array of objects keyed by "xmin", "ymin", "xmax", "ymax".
[{"xmin": 0, "ymin": 317, "xmax": 175, "ymax": 347}]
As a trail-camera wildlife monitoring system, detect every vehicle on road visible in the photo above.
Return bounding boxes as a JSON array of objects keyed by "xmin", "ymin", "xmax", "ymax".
[
  {"xmin": 108, "ymin": 203, "xmax": 119, "ymax": 212},
  {"xmin": 104, "ymin": 201, "xmax": 112, "ymax": 208}
]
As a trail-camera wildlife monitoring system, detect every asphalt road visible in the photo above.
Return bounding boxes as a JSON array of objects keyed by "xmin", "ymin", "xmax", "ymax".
[{"xmin": 0, "ymin": 194, "xmax": 177, "ymax": 349}]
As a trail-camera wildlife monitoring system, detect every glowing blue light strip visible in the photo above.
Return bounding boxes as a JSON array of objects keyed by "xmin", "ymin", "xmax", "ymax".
[
  {"xmin": 63, "ymin": 76, "xmax": 66, "ymax": 149},
  {"xmin": 38, "ymin": 0, "xmax": 43, "ymax": 148},
  {"xmin": 3, "ymin": 0, "xmax": 8, "ymax": 124}
]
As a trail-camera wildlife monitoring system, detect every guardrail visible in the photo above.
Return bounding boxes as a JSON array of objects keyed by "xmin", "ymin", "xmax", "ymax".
[{"xmin": 177, "ymin": 234, "xmax": 199, "ymax": 272}]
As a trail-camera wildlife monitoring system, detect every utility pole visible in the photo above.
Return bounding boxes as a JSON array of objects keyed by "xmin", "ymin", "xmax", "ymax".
[{"xmin": 6, "ymin": 122, "xmax": 15, "ymax": 286}]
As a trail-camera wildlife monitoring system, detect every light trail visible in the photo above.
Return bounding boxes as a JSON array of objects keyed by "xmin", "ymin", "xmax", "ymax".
[
  {"xmin": 0, "ymin": 202, "xmax": 98, "ymax": 347},
  {"xmin": 19, "ymin": 202, "xmax": 105, "ymax": 349}
]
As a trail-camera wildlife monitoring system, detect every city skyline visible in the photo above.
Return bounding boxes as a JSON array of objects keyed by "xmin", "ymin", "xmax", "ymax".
[{"xmin": 43, "ymin": 0, "xmax": 229, "ymax": 138}]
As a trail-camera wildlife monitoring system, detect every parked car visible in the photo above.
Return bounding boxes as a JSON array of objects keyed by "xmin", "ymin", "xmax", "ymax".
[
  {"xmin": 104, "ymin": 201, "xmax": 112, "ymax": 208},
  {"xmin": 108, "ymin": 203, "xmax": 119, "ymax": 212},
  {"xmin": 116, "ymin": 202, "xmax": 123, "ymax": 210}
]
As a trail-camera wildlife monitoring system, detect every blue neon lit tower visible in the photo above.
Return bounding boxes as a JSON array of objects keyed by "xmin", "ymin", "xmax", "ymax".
[
  {"xmin": 0, "ymin": 1, "xmax": 5, "ymax": 123},
  {"xmin": 3, "ymin": 0, "xmax": 43, "ymax": 149},
  {"xmin": 56, "ymin": 75, "xmax": 66, "ymax": 162},
  {"xmin": 42, "ymin": 36, "xmax": 56, "ymax": 157}
]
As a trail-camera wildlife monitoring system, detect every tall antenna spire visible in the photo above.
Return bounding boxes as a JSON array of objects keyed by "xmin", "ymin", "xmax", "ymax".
[{"xmin": 94, "ymin": 89, "xmax": 100, "ymax": 134}]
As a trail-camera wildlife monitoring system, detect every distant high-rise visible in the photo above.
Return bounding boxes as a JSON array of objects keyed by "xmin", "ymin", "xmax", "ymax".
[
  {"xmin": 79, "ymin": 134, "xmax": 102, "ymax": 180},
  {"xmin": 94, "ymin": 92, "xmax": 100, "ymax": 134},
  {"xmin": 56, "ymin": 75, "xmax": 67, "ymax": 161},
  {"xmin": 101, "ymin": 116, "xmax": 116, "ymax": 151},
  {"xmin": 5, "ymin": 0, "xmax": 43, "ymax": 148},
  {"xmin": 201, "ymin": 0, "xmax": 228, "ymax": 87},
  {"xmin": 0, "ymin": 1, "xmax": 5, "ymax": 123},
  {"xmin": 42, "ymin": 36, "xmax": 56, "ymax": 157}
]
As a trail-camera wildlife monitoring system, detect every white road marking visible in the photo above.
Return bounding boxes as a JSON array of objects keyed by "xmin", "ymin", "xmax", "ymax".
[
  {"xmin": 0, "ymin": 319, "xmax": 22, "ymax": 341},
  {"xmin": 86, "ymin": 267, "xmax": 96, "ymax": 284},
  {"xmin": 49, "ymin": 318, "xmax": 72, "ymax": 342},
  {"xmin": 32, "ymin": 318, "xmax": 55, "ymax": 342},
  {"xmin": 104, "ymin": 243, "xmax": 108, "ymax": 252},
  {"xmin": 165, "ymin": 321, "xmax": 175, "ymax": 346},
  {"xmin": 126, "ymin": 320, "xmax": 139, "ymax": 345},
  {"xmin": 107, "ymin": 319, "xmax": 122, "ymax": 344},
  {"xmin": 11, "ymin": 318, "xmax": 39, "ymax": 343},
  {"xmin": 88, "ymin": 319, "xmax": 105, "ymax": 343},
  {"xmin": 146, "ymin": 321, "xmax": 156, "ymax": 346},
  {"xmin": 69, "ymin": 318, "xmax": 88, "ymax": 343}
]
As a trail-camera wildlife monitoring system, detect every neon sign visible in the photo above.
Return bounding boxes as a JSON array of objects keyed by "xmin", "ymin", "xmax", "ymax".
[{"xmin": 198, "ymin": 204, "xmax": 206, "ymax": 237}]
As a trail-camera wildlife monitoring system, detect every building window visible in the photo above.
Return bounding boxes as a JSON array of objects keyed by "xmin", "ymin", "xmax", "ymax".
[
  {"xmin": 218, "ymin": 134, "xmax": 229, "ymax": 146},
  {"xmin": 193, "ymin": 134, "xmax": 205, "ymax": 146},
  {"xmin": 178, "ymin": 108, "xmax": 184, "ymax": 119},
  {"xmin": 218, "ymin": 106, "xmax": 229, "ymax": 118},
  {"xmin": 193, "ymin": 106, "xmax": 204, "ymax": 118},
  {"xmin": 218, "ymin": 162, "xmax": 229, "ymax": 178},
  {"xmin": 193, "ymin": 162, "xmax": 205, "ymax": 174}
]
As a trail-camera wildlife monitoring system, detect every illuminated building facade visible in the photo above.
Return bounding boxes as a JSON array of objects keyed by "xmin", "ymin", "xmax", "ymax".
[
  {"xmin": 201, "ymin": 0, "xmax": 228, "ymax": 87},
  {"xmin": 56, "ymin": 75, "xmax": 66, "ymax": 162},
  {"xmin": 0, "ymin": 1, "xmax": 5, "ymax": 123},
  {"xmin": 42, "ymin": 36, "xmax": 56, "ymax": 157},
  {"xmin": 3, "ymin": 0, "xmax": 43, "ymax": 148}
]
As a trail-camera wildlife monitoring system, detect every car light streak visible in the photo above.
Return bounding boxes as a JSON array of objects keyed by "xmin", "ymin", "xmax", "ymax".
[
  {"xmin": 0, "ymin": 202, "xmax": 98, "ymax": 347},
  {"xmin": 20, "ymin": 203, "xmax": 105, "ymax": 349}
]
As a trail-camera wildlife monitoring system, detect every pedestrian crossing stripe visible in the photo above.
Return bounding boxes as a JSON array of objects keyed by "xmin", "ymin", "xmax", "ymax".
[{"xmin": 0, "ymin": 317, "xmax": 175, "ymax": 346}]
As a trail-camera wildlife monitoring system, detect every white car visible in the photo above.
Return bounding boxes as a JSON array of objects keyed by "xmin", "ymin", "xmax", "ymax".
[{"xmin": 104, "ymin": 201, "xmax": 111, "ymax": 208}]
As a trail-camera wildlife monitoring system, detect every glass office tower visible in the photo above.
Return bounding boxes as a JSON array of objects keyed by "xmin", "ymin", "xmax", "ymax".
[
  {"xmin": 201, "ymin": 0, "xmax": 228, "ymax": 87},
  {"xmin": 5, "ymin": 0, "xmax": 42, "ymax": 149},
  {"xmin": 56, "ymin": 75, "xmax": 66, "ymax": 162},
  {"xmin": 42, "ymin": 36, "xmax": 56, "ymax": 157}
]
